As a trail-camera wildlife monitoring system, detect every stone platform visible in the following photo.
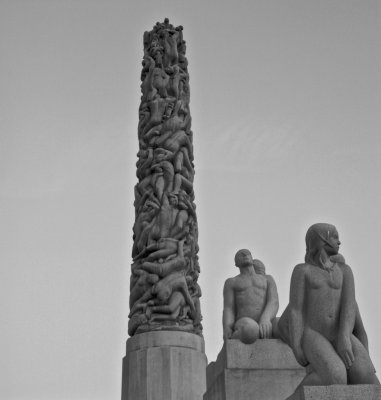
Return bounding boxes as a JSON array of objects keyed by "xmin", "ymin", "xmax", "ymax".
[
  {"xmin": 288, "ymin": 384, "xmax": 381, "ymax": 400},
  {"xmin": 204, "ymin": 339, "xmax": 305, "ymax": 400},
  {"xmin": 122, "ymin": 331, "xmax": 207, "ymax": 400}
]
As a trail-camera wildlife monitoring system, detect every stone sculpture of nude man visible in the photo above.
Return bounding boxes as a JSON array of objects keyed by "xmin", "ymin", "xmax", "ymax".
[
  {"xmin": 278, "ymin": 223, "xmax": 379, "ymax": 389},
  {"xmin": 223, "ymin": 249, "xmax": 279, "ymax": 344}
]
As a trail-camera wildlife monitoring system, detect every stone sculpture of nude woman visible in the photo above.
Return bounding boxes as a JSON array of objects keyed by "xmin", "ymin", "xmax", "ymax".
[{"xmin": 278, "ymin": 223, "xmax": 379, "ymax": 389}]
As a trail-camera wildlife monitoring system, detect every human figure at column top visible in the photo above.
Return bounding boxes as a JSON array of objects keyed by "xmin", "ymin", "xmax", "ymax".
[
  {"xmin": 278, "ymin": 223, "xmax": 379, "ymax": 389},
  {"xmin": 223, "ymin": 249, "xmax": 279, "ymax": 344}
]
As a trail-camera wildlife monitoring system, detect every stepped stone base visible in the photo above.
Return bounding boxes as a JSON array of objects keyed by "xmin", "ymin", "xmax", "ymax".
[
  {"xmin": 204, "ymin": 339, "xmax": 305, "ymax": 400},
  {"xmin": 288, "ymin": 384, "xmax": 381, "ymax": 400},
  {"xmin": 121, "ymin": 331, "xmax": 207, "ymax": 400}
]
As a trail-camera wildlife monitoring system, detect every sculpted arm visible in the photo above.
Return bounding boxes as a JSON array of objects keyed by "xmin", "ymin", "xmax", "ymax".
[
  {"xmin": 259, "ymin": 275, "xmax": 279, "ymax": 338},
  {"xmin": 337, "ymin": 264, "xmax": 356, "ymax": 368},
  {"xmin": 288, "ymin": 265, "xmax": 308, "ymax": 366},
  {"xmin": 223, "ymin": 279, "xmax": 235, "ymax": 340}
]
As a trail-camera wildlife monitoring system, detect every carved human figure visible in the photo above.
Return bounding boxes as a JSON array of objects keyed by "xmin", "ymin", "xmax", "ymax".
[
  {"xmin": 178, "ymin": 39, "xmax": 188, "ymax": 71},
  {"xmin": 131, "ymin": 198, "xmax": 159, "ymax": 258},
  {"xmin": 162, "ymin": 28, "xmax": 180, "ymax": 67},
  {"xmin": 148, "ymin": 290, "xmax": 186, "ymax": 321},
  {"xmin": 140, "ymin": 56, "xmax": 158, "ymax": 102},
  {"xmin": 278, "ymin": 223, "xmax": 379, "ymax": 388},
  {"xmin": 165, "ymin": 65, "xmax": 185, "ymax": 99},
  {"xmin": 141, "ymin": 239, "xmax": 187, "ymax": 277},
  {"xmin": 129, "ymin": 269, "xmax": 159, "ymax": 308},
  {"xmin": 187, "ymin": 277, "xmax": 202, "ymax": 329},
  {"xmin": 136, "ymin": 147, "xmax": 154, "ymax": 180},
  {"xmin": 139, "ymin": 97, "xmax": 167, "ymax": 139},
  {"xmin": 146, "ymin": 193, "xmax": 189, "ymax": 245},
  {"xmin": 149, "ymin": 33, "xmax": 164, "ymax": 67},
  {"xmin": 135, "ymin": 148, "xmax": 174, "ymax": 203},
  {"xmin": 150, "ymin": 149, "xmax": 175, "ymax": 201},
  {"xmin": 130, "ymin": 270, "xmax": 194, "ymax": 319},
  {"xmin": 223, "ymin": 249, "xmax": 279, "ymax": 344}
]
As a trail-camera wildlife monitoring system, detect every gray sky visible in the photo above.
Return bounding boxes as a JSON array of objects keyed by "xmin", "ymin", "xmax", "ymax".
[{"xmin": 1, "ymin": 1, "xmax": 381, "ymax": 399}]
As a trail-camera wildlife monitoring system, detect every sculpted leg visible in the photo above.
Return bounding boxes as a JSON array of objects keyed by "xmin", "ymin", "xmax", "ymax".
[
  {"xmin": 347, "ymin": 334, "xmax": 379, "ymax": 384},
  {"xmin": 302, "ymin": 327, "xmax": 347, "ymax": 385}
]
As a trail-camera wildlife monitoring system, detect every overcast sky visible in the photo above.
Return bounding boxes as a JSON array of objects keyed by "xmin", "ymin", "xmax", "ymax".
[{"xmin": 1, "ymin": 1, "xmax": 381, "ymax": 399}]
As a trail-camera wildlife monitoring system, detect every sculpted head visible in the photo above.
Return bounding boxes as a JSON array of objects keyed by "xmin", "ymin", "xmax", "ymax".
[
  {"xmin": 154, "ymin": 284, "xmax": 172, "ymax": 303},
  {"xmin": 168, "ymin": 193, "xmax": 178, "ymax": 207},
  {"xmin": 253, "ymin": 259, "xmax": 266, "ymax": 275},
  {"xmin": 154, "ymin": 148, "xmax": 173, "ymax": 162},
  {"xmin": 305, "ymin": 223, "xmax": 341, "ymax": 267},
  {"xmin": 234, "ymin": 249, "xmax": 253, "ymax": 268}
]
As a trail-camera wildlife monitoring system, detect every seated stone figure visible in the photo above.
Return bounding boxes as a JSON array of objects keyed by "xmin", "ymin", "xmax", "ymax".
[
  {"xmin": 223, "ymin": 249, "xmax": 279, "ymax": 344},
  {"xmin": 278, "ymin": 223, "xmax": 379, "ymax": 388}
]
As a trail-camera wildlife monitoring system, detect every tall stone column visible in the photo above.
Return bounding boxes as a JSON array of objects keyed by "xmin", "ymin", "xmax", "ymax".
[{"xmin": 122, "ymin": 19, "xmax": 207, "ymax": 400}]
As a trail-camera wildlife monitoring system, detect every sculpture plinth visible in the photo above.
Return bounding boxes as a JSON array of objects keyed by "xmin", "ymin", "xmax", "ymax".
[
  {"xmin": 204, "ymin": 339, "xmax": 305, "ymax": 400},
  {"xmin": 288, "ymin": 385, "xmax": 381, "ymax": 400},
  {"xmin": 122, "ymin": 332, "xmax": 206, "ymax": 400}
]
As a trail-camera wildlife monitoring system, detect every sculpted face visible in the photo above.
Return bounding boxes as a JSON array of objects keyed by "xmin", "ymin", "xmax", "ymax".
[
  {"xmin": 235, "ymin": 249, "xmax": 253, "ymax": 268},
  {"xmin": 168, "ymin": 194, "xmax": 178, "ymax": 206},
  {"xmin": 157, "ymin": 286, "xmax": 171, "ymax": 303},
  {"xmin": 323, "ymin": 228, "xmax": 341, "ymax": 256},
  {"xmin": 305, "ymin": 223, "xmax": 341, "ymax": 266}
]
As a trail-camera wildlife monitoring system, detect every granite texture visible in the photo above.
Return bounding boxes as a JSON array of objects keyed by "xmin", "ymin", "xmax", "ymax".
[
  {"xmin": 204, "ymin": 339, "xmax": 305, "ymax": 400},
  {"xmin": 122, "ymin": 331, "xmax": 207, "ymax": 400},
  {"xmin": 288, "ymin": 384, "xmax": 381, "ymax": 400}
]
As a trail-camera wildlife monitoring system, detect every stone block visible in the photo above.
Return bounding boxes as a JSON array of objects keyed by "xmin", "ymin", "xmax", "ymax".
[
  {"xmin": 122, "ymin": 331, "xmax": 207, "ymax": 400},
  {"xmin": 288, "ymin": 384, "xmax": 381, "ymax": 400},
  {"xmin": 204, "ymin": 339, "xmax": 305, "ymax": 400}
]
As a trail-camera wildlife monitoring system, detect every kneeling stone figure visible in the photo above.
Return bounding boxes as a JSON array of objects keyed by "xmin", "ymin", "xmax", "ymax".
[{"xmin": 223, "ymin": 249, "xmax": 279, "ymax": 344}]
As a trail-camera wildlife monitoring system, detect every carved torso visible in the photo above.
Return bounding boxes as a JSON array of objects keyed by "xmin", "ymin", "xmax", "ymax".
[
  {"xmin": 231, "ymin": 273, "xmax": 268, "ymax": 322},
  {"xmin": 303, "ymin": 263, "xmax": 343, "ymax": 341}
]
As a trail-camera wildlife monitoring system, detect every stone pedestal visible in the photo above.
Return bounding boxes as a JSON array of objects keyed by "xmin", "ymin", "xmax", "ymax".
[
  {"xmin": 288, "ymin": 385, "xmax": 381, "ymax": 400},
  {"xmin": 204, "ymin": 339, "xmax": 305, "ymax": 400},
  {"xmin": 122, "ymin": 331, "xmax": 207, "ymax": 400}
]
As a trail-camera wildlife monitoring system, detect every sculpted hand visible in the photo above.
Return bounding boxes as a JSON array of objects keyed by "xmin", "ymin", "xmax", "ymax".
[
  {"xmin": 259, "ymin": 319, "xmax": 272, "ymax": 339},
  {"xmin": 337, "ymin": 335, "xmax": 354, "ymax": 369},
  {"xmin": 223, "ymin": 327, "xmax": 233, "ymax": 340}
]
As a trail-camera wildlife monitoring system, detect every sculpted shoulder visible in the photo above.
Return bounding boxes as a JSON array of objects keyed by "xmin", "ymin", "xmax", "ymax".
[
  {"xmin": 336, "ymin": 262, "xmax": 354, "ymax": 281},
  {"xmin": 337, "ymin": 262, "xmax": 352, "ymax": 272},
  {"xmin": 265, "ymin": 274, "xmax": 276, "ymax": 284},
  {"xmin": 292, "ymin": 263, "xmax": 309, "ymax": 275},
  {"xmin": 223, "ymin": 275, "xmax": 239, "ymax": 289}
]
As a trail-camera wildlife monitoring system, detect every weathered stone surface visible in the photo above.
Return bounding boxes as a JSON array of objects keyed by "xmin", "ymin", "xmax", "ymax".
[
  {"xmin": 204, "ymin": 339, "xmax": 305, "ymax": 400},
  {"xmin": 278, "ymin": 223, "xmax": 379, "ymax": 391},
  {"xmin": 122, "ymin": 332, "xmax": 207, "ymax": 400},
  {"xmin": 126, "ymin": 330, "xmax": 204, "ymax": 352},
  {"xmin": 129, "ymin": 18, "xmax": 202, "ymax": 337},
  {"xmin": 223, "ymin": 249, "xmax": 279, "ymax": 344},
  {"xmin": 288, "ymin": 384, "xmax": 381, "ymax": 400}
]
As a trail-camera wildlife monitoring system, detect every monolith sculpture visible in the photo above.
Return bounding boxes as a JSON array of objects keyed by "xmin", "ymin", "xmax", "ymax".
[{"xmin": 122, "ymin": 19, "xmax": 206, "ymax": 400}]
